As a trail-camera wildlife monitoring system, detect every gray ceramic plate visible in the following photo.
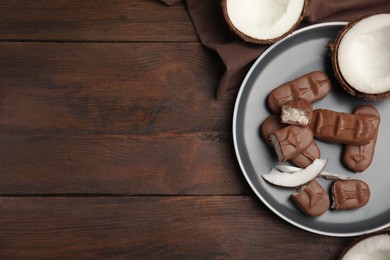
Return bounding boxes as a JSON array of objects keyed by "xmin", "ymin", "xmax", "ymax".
[{"xmin": 233, "ymin": 22, "xmax": 390, "ymax": 237}]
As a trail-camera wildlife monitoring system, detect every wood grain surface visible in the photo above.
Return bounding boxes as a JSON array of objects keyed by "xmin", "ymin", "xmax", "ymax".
[
  {"xmin": 0, "ymin": 0, "xmax": 197, "ymax": 42},
  {"xmin": 0, "ymin": 0, "xmax": 386, "ymax": 259},
  {"xmin": 0, "ymin": 197, "xmax": 349, "ymax": 259},
  {"xmin": 0, "ymin": 42, "xmax": 226, "ymax": 134}
]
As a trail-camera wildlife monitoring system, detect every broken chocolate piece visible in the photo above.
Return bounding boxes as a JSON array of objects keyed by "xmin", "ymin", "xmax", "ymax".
[
  {"xmin": 270, "ymin": 125, "xmax": 313, "ymax": 162},
  {"xmin": 290, "ymin": 180, "xmax": 330, "ymax": 217},
  {"xmin": 331, "ymin": 180, "xmax": 370, "ymax": 210},
  {"xmin": 281, "ymin": 98, "xmax": 313, "ymax": 126},
  {"xmin": 267, "ymin": 71, "xmax": 332, "ymax": 113},
  {"xmin": 342, "ymin": 105, "xmax": 380, "ymax": 173},
  {"xmin": 310, "ymin": 109, "xmax": 375, "ymax": 145},
  {"xmin": 260, "ymin": 115, "xmax": 285, "ymax": 146},
  {"xmin": 290, "ymin": 142, "xmax": 320, "ymax": 168}
]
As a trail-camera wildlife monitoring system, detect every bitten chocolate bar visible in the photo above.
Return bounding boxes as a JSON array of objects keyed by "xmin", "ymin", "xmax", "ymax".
[
  {"xmin": 270, "ymin": 125, "xmax": 313, "ymax": 162},
  {"xmin": 290, "ymin": 180, "xmax": 330, "ymax": 217},
  {"xmin": 310, "ymin": 109, "xmax": 375, "ymax": 145},
  {"xmin": 260, "ymin": 115, "xmax": 285, "ymax": 146},
  {"xmin": 260, "ymin": 115, "xmax": 320, "ymax": 167},
  {"xmin": 267, "ymin": 71, "xmax": 332, "ymax": 113},
  {"xmin": 281, "ymin": 98, "xmax": 313, "ymax": 126},
  {"xmin": 289, "ymin": 142, "xmax": 320, "ymax": 168}
]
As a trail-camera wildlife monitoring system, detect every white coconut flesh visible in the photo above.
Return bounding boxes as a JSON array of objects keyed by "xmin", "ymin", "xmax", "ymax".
[
  {"xmin": 341, "ymin": 233, "xmax": 390, "ymax": 260},
  {"xmin": 337, "ymin": 14, "xmax": 390, "ymax": 94},
  {"xmin": 275, "ymin": 165, "xmax": 350, "ymax": 180},
  {"xmin": 226, "ymin": 0, "xmax": 305, "ymax": 41},
  {"xmin": 262, "ymin": 158, "xmax": 327, "ymax": 187}
]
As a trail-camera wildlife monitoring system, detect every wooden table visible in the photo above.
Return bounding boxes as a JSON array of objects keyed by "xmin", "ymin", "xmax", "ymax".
[{"xmin": 0, "ymin": 1, "xmax": 386, "ymax": 259}]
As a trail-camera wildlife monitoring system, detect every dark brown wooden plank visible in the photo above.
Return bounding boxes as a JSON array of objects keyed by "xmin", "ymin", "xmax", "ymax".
[
  {"xmin": 0, "ymin": 0, "xmax": 197, "ymax": 42},
  {"xmin": 0, "ymin": 133, "xmax": 248, "ymax": 195},
  {"xmin": 0, "ymin": 196, "xmax": 354, "ymax": 259},
  {"xmin": 0, "ymin": 42, "xmax": 227, "ymax": 135}
]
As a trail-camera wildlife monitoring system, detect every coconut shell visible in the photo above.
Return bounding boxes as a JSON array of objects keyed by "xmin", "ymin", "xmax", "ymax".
[
  {"xmin": 330, "ymin": 14, "xmax": 390, "ymax": 101},
  {"xmin": 221, "ymin": 0, "xmax": 307, "ymax": 44}
]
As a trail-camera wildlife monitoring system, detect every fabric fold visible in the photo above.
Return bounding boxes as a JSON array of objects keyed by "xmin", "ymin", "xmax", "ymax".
[{"xmin": 164, "ymin": 0, "xmax": 390, "ymax": 100}]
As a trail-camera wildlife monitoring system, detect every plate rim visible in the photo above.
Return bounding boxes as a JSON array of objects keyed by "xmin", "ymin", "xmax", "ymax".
[{"xmin": 232, "ymin": 21, "xmax": 390, "ymax": 237}]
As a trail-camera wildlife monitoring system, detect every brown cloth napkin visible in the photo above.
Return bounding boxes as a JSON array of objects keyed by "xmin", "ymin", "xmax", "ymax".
[
  {"xmin": 160, "ymin": 0, "xmax": 182, "ymax": 6},
  {"xmin": 164, "ymin": 0, "xmax": 390, "ymax": 100}
]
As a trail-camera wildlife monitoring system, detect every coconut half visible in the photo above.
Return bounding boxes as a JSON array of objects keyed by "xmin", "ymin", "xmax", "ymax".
[
  {"xmin": 331, "ymin": 13, "xmax": 390, "ymax": 100},
  {"xmin": 339, "ymin": 232, "xmax": 390, "ymax": 260},
  {"xmin": 221, "ymin": 0, "xmax": 307, "ymax": 44}
]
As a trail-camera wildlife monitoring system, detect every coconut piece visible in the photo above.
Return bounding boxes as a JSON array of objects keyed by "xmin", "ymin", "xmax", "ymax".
[
  {"xmin": 339, "ymin": 232, "xmax": 390, "ymax": 260},
  {"xmin": 275, "ymin": 165, "xmax": 350, "ymax": 180},
  {"xmin": 331, "ymin": 179, "xmax": 370, "ymax": 210},
  {"xmin": 262, "ymin": 158, "xmax": 327, "ymax": 187},
  {"xmin": 281, "ymin": 98, "xmax": 313, "ymax": 126},
  {"xmin": 221, "ymin": 0, "xmax": 307, "ymax": 44},
  {"xmin": 270, "ymin": 125, "xmax": 313, "ymax": 162},
  {"xmin": 331, "ymin": 13, "xmax": 390, "ymax": 100},
  {"xmin": 290, "ymin": 180, "xmax": 330, "ymax": 217},
  {"xmin": 319, "ymin": 173, "xmax": 350, "ymax": 181}
]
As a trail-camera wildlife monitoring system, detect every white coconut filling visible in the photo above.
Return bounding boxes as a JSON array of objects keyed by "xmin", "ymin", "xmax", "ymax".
[
  {"xmin": 341, "ymin": 234, "xmax": 390, "ymax": 260},
  {"xmin": 270, "ymin": 134, "xmax": 284, "ymax": 162},
  {"xmin": 226, "ymin": 0, "xmax": 305, "ymax": 40},
  {"xmin": 337, "ymin": 14, "xmax": 390, "ymax": 94},
  {"xmin": 281, "ymin": 108, "xmax": 309, "ymax": 125}
]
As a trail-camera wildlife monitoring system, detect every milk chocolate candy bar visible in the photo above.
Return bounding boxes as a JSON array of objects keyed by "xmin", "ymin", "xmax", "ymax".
[
  {"xmin": 281, "ymin": 98, "xmax": 313, "ymax": 126},
  {"xmin": 310, "ymin": 109, "xmax": 375, "ymax": 145},
  {"xmin": 260, "ymin": 115, "xmax": 285, "ymax": 146},
  {"xmin": 290, "ymin": 180, "xmax": 330, "ymax": 217},
  {"xmin": 331, "ymin": 180, "xmax": 370, "ymax": 210},
  {"xmin": 342, "ymin": 105, "xmax": 380, "ymax": 172},
  {"xmin": 270, "ymin": 125, "xmax": 313, "ymax": 162},
  {"xmin": 267, "ymin": 71, "xmax": 332, "ymax": 113},
  {"xmin": 260, "ymin": 115, "xmax": 320, "ymax": 167},
  {"xmin": 289, "ymin": 142, "xmax": 320, "ymax": 168}
]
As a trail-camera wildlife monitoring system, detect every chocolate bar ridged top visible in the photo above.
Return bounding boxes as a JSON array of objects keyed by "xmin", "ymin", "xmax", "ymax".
[
  {"xmin": 267, "ymin": 71, "xmax": 332, "ymax": 114},
  {"xmin": 331, "ymin": 180, "xmax": 370, "ymax": 210},
  {"xmin": 311, "ymin": 109, "xmax": 376, "ymax": 145}
]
